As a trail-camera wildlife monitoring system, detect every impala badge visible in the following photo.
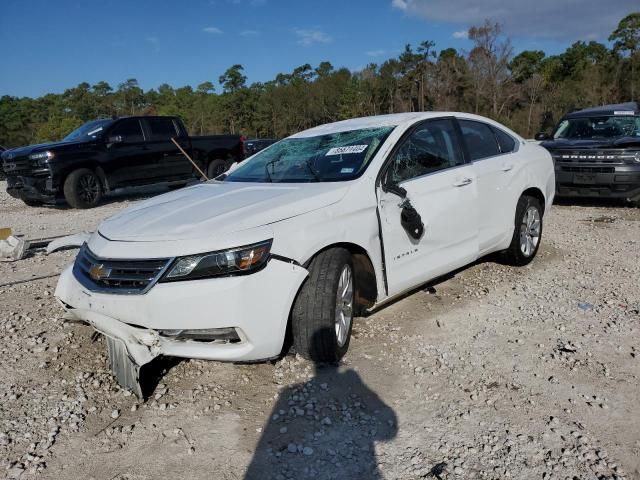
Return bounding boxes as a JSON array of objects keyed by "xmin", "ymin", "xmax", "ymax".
[{"xmin": 88, "ymin": 264, "xmax": 111, "ymax": 281}]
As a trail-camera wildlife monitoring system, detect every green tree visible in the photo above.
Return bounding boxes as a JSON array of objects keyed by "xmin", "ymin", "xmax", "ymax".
[{"xmin": 609, "ymin": 12, "xmax": 640, "ymax": 99}]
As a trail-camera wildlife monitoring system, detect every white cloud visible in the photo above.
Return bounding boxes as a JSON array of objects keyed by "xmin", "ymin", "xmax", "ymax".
[
  {"xmin": 452, "ymin": 30, "xmax": 468, "ymax": 39},
  {"xmin": 145, "ymin": 36, "xmax": 159, "ymax": 44},
  {"xmin": 390, "ymin": 0, "xmax": 638, "ymax": 41},
  {"xmin": 294, "ymin": 28, "xmax": 332, "ymax": 46},
  {"xmin": 203, "ymin": 26, "xmax": 223, "ymax": 34},
  {"xmin": 366, "ymin": 49, "xmax": 387, "ymax": 57},
  {"xmin": 391, "ymin": 0, "xmax": 408, "ymax": 10},
  {"xmin": 240, "ymin": 29, "xmax": 260, "ymax": 37}
]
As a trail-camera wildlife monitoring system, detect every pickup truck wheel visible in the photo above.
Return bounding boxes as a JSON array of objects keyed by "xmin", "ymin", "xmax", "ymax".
[
  {"xmin": 63, "ymin": 168, "xmax": 102, "ymax": 209},
  {"xmin": 503, "ymin": 195, "xmax": 542, "ymax": 266},
  {"xmin": 207, "ymin": 159, "xmax": 226, "ymax": 179},
  {"xmin": 291, "ymin": 248, "xmax": 354, "ymax": 363}
]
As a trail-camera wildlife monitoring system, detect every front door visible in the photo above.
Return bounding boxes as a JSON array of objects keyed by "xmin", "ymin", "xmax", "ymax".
[{"xmin": 377, "ymin": 118, "xmax": 478, "ymax": 297}]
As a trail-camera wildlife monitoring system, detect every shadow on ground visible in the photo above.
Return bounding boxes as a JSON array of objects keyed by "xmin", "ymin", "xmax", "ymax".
[{"xmin": 244, "ymin": 331, "xmax": 398, "ymax": 480}]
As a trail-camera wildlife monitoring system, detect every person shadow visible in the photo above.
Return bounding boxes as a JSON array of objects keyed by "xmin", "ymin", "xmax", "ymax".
[{"xmin": 244, "ymin": 329, "xmax": 398, "ymax": 480}]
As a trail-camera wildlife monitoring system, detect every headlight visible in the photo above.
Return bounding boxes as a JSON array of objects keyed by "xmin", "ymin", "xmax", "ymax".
[
  {"xmin": 160, "ymin": 240, "xmax": 272, "ymax": 282},
  {"xmin": 29, "ymin": 151, "xmax": 54, "ymax": 161}
]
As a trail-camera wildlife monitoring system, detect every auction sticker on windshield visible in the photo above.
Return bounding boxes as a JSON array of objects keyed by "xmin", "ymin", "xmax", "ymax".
[{"xmin": 326, "ymin": 145, "xmax": 368, "ymax": 156}]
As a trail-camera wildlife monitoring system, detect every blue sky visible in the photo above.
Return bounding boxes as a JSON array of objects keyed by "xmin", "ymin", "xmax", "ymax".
[{"xmin": 0, "ymin": 0, "xmax": 636, "ymax": 98}]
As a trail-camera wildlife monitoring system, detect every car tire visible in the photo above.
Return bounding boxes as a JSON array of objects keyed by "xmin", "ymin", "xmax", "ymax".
[
  {"xmin": 63, "ymin": 168, "xmax": 103, "ymax": 209},
  {"xmin": 206, "ymin": 159, "xmax": 226, "ymax": 179},
  {"xmin": 291, "ymin": 248, "xmax": 355, "ymax": 363},
  {"xmin": 503, "ymin": 195, "xmax": 543, "ymax": 266},
  {"xmin": 21, "ymin": 199, "xmax": 42, "ymax": 207}
]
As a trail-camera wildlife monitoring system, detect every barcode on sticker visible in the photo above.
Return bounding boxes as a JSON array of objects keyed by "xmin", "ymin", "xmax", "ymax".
[{"xmin": 326, "ymin": 145, "xmax": 368, "ymax": 156}]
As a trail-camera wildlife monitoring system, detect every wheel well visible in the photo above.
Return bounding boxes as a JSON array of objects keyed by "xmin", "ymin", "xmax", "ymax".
[
  {"xmin": 522, "ymin": 187, "xmax": 546, "ymax": 214},
  {"xmin": 304, "ymin": 243, "xmax": 378, "ymax": 312},
  {"xmin": 59, "ymin": 165, "xmax": 107, "ymax": 192}
]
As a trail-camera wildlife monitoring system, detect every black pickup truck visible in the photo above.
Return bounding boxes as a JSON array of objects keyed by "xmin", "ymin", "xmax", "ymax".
[
  {"xmin": 537, "ymin": 102, "xmax": 640, "ymax": 206},
  {"xmin": 1, "ymin": 116, "xmax": 245, "ymax": 208}
]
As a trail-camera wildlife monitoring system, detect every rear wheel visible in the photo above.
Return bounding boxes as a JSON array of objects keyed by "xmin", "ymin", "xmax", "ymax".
[
  {"xmin": 503, "ymin": 195, "xmax": 543, "ymax": 266},
  {"xmin": 63, "ymin": 168, "xmax": 102, "ymax": 209},
  {"xmin": 291, "ymin": 248, "xmax": 354, "ymax": 363},
  {"xmin": 206, "ymin": 159, "xmax": 227, "ymax": 179}
]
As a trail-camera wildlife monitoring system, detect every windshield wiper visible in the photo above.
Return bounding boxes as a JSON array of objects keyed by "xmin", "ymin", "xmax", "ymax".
[{"xmin": 304, "ymin": 159, "xmax": 322, "ymax": 182}]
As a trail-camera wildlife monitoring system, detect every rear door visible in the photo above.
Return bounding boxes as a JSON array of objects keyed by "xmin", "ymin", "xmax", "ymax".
[
  {"xmin": 104, "ymin": 118, "xmax": 150, "ymax": 187},
  {"xmin": 459, "ymin": 119, "xmax": 518, "ymax": 252},
  {"xmin": 142, "ymin": 117, "xmax": 192, "ymax": 182},
  {"xmin": 377, "ymin": 118, "xmax": 478, "ymax": 296}
]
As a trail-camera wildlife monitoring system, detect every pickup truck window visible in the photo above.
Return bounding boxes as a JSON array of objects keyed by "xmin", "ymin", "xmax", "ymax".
[
  {"xmin": 387, "ymin": 119, "xmax": 463, "ymax": 183},
  {"xmin": 148, "ymin": 117, "xmax": 178, "ymax": 141},
  {"xmin": 110, "ymin": 119, "xmax": 144, "ymax": 142},
  {"xmin": 224, "ymin": 127, "xmax": 395, "ymax": 183},
  {"xmin": 459, "ymin": 120, "xmax": 501, "ymax": 161}
]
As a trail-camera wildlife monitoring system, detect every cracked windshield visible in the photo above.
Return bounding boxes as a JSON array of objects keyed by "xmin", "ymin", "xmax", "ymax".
[{"xmin": 224, "ymin": 127, "xmax": 395, "ymax": 182}]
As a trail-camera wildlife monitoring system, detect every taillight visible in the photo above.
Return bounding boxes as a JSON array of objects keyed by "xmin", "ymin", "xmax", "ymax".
[{"xmin": 240, "ymin": 136, "xmax": 247, "ymax": 158}]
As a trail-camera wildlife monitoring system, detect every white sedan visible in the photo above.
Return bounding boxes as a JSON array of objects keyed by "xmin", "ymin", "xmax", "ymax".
[{"xmin": 55, "ymin": 112, "xmax": 554, "ymax": 395}]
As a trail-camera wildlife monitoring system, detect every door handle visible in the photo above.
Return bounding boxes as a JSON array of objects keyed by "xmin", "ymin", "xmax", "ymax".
[
  {"xmin": 502, "ymin": 163, "xmax": 514, "ymax": 172},
  {"xmin": 453, "ymin": 177, "xmax": 473, "ymax": 187}
]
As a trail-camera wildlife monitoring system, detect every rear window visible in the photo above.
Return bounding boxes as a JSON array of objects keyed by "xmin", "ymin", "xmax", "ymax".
[
  {"xmin": 147, "ymin": 118, "xmax": 178, "ymax": 141},
  {"xmin": 492, "ymin": 127, "xmax": 516, "ymax": 153}
]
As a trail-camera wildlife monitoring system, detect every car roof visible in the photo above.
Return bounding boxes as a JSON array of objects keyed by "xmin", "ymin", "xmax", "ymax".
[
  {"xmin": 563, "ymin": 102, "xmax": 640, "ymax": 119},
  {"xmin": 291, "ymin": 112, "xmax": 523, "ymax": 140}
]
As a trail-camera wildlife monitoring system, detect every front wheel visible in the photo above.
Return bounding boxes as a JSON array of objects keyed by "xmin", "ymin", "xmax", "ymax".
[
  {"xmin": 291, "ymin": 248, "xmax": 354, "ymax": 363},
  {"xmin": 502, "ymin": 195, "xmax": 543, "ymax": 266},
  {"xmin": 63, "ymin": 168, "xmax": 102, "ymax": 209}
]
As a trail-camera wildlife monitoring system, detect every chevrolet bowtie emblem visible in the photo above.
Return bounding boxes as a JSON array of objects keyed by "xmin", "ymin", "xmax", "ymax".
[{"xmin": 88, "ymin": 263, "xmax": 111, "ymax": 281}]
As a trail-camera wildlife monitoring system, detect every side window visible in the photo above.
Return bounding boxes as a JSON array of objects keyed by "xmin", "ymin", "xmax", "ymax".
[
  {"xmin": 459, "ymin": 120, "xmax": 500, "ymax": 161},
  {"xmin": 147, "ymin": 118, "xmax": 178, "ymax": 141},
  {"xmin": 387, "ymin": 119, "xmax": 464, "ymax": 184},
  {"xmin": 110, "ymin": 119, "xmax": 144, "ymax": 142},
  {"xmin": 491, "ymin": 126, "xmax": 517, "ymax": 153}
]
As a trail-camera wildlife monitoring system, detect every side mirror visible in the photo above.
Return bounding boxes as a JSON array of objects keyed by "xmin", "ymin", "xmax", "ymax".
[
  {"xmin": 107, "ymin": 135, "xmax": 123, "ymax": 145},
  {"xmin": 534, "ymin": 132, "xmax": 550, "ymax": 141},
  {"xmin": 400, "ymin": 201, "xmax": 424, "ymax": 240},
  {"xmin": 383, "ymin": 181, "xmax": 407, "ymax": 199}
]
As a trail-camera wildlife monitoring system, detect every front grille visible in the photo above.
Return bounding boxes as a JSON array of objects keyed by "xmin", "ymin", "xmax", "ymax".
[
  {"xmin": 73, "ymin": 244, "xmax": 171, "ymax": 294},
  {"xmin": 2, "ymin": 157, "xmax": 31, "ymax": 176},
  {"xmin": 560, "ymin": 166, "xmax": 615, "ymax": 173},
  {"xmin": 552, "ymin": 150, "xmax": 636, "ymax": 164}
]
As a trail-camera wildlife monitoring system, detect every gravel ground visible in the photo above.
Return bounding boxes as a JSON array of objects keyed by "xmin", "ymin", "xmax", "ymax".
[{"xmin": 0, "ymin": 181, "xmax": 638, "ymax": 479}]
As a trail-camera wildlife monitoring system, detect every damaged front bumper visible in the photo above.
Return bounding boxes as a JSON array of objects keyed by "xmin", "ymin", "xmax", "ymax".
[{"xmin": 55, "ymin": 258, "xmax": 308, "ymax": 396}]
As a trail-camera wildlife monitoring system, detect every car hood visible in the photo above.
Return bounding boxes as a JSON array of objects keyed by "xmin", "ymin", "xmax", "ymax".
[
  {"xmin": 98, "ymin": 181, "xmax": 351, "ymax": 242},
  {"xmin": 542, "ymin": 137, "xmax": 640, "ymax": 150},
  {"xmin": 1, "ymin": 140, "xmax": 88, "ymax": 159}
]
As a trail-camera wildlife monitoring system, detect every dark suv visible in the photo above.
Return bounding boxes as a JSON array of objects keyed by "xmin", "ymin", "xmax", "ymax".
[{"xmin": 538, "ymin": 102, "xmax": 640, "ymax": 206}]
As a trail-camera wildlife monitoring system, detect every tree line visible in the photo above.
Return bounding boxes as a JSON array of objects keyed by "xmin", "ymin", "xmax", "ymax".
[{"xmin": 0, "ymin": 13, "xmax": 638, "ymax": 148}]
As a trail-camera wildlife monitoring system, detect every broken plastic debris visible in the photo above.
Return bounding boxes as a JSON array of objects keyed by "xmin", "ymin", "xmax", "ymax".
[
  {"xmin": 46, "ymin": 232, "xmax": 91, "ymax": 255},
  {"xmin": 0, "ymin": 235, "xmax": 29, "ymax": 260}
]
